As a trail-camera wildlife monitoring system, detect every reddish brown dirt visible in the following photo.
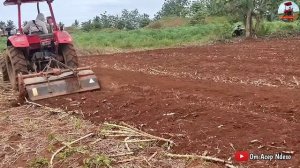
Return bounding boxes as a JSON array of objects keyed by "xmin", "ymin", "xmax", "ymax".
[{"xmin": 39, "ymin": 38, "xmax": 300, "ymax": 167}]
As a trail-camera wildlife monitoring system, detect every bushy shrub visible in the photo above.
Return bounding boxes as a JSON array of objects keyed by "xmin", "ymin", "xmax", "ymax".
[
  {"xmin": 256, "ymin": 23, "xmax": 271, "ymax": 36},
  {"xmin": 190, "ymin": 12, "xmax": 206, "ymax": 25},
  {"xmin": 257, "ymin": 21, "xmax": 300, "ymax": 36}
]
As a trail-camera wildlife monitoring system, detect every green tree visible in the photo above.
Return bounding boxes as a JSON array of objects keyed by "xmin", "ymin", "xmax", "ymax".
[
  {"xmin": 116, "ymin": 17, "xmax": 125, "ymax": 30},
  {"xmin": 189, "ymin": 0, "xmax": 209, "ymax": 15},
  {"xmin": 218, "ymin": 0, "xmax": 272, "ymax": 38},
  {"xmin": 93, "ymin": 16, "xmax": 102, "ymax": 29},
  {"xmin": 107, "ymin": 15, "xmax": 119, "ymax": 29},
  {"xmin": 206, "ymin": 0, "xmax": 227, "ymax": 16},
  {"xmin": 81, "ymin": 20, "xmax": 93, "ymax": 31},
  {"xmin": 99, "ymin": 12, "xmax": 114, "ymax": 29},
  {"xmin": 189, "ymin": 0, "xmax": 209, "ymax": 24},
  {"xmin": 80, "ymin": 9, "xmax": 150, "ymax": 30},
  {"xmin": 139, "ymin": 14, "xmax": 151, "ymax": 28},
  {"xmin": 72, "ymin": 19, "xmax": 80, "ymax": 28},
  {"xmin": 121, "ymin": 9, "xmax": 147, "ymax": 30},
  {"xmin": 0, "ymin": 21, "xmax": 6, "ymax": 35},
  {"xmin": 6, "ymin": 20, "xmax": 15, "ymax": 29},
  {"xmin": 156, "ymin": 0, "xmax": 190, "ymax": 19}
]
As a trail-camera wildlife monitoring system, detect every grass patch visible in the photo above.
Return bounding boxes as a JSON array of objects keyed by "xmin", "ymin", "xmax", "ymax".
[
  {"xmin": 72, "ymin": 22, "xmax": 232, "ymax": 53},
  {"xmin": 29, "ymin": 157, "xmax": 49, "ymax": 168},
  {"xmin": 0, "ymin": 37, "xmax": 6, "ymax": 53}
]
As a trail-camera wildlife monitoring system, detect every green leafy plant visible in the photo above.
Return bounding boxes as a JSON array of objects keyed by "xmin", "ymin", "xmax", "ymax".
[
  {"xmin": 57, "ymin": 147, "xmax": 77, "ymax": 160},
  {"xmin": 29, "ymin": 157, "xmax": 49, "ymax": 168},
  {"xmin": 83, "ymin": 154, "xmax": 112, "ymax": 168}
]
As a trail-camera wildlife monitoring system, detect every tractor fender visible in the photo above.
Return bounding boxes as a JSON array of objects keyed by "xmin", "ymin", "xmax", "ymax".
[
  {"xmin": 7, "ymin": 35, "xmax": 29, "ymax": 47},
  {"xmin": 54, "ymin": 31, "xmax": 73, "ymax": 44}
]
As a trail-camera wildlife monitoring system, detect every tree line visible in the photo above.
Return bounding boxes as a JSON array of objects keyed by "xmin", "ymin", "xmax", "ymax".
[
  {"xmin": 1, "ymin": 0, "xmax": 298, "ymax": 37},
  {"xmin": 0, "ymin": 20, "xmax": 15, "ymax": 34},
  {"xmin": 77, "ymin": 9, "xmax": 151, "ymax": 31},
  {"xmin": 74, "ymin": 0, "xmax": 295, "ymax": 37},
  {"xmin": 153, "ymin": 0, "xmax": 298, "ymax": 37}
]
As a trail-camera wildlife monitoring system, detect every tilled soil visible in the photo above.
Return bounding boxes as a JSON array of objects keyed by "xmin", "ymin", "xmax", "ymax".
[{"xmin": 39, "ymin": 38, "xmax": 300, "ymax": 167}]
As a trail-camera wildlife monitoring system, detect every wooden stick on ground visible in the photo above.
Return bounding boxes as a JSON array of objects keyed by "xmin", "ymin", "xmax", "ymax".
[
  {"xmin": 165, "ymin": 153, "xmax": 236, "ymax": 168},
  {"xmin": 25, "ymin": 97, "xmax": 43, "ymax": 107},
  {"xmin": 148, "ymin": 151, "xmax": 158, "ymax": 162},
  {"xmin": 293, "ymin": 76, "xmax": 299, "ymax": 86},
  {"xmin": 49, "ymin": 133, "xmax": 95, "ymax": 167},
  {"xmin": 24, "ymin": 98, "xmax": 66, "ymax": 115},
  {"xmin": 124, "ymin": 137, "xmax": 131, "ymax": 152},
  {"xmin": 143, "ymin": 156, "xmax": 152, "ymax": 167},
  {"xmin": 123, "ymin": 122, "xmax": 174, "ymax": 144},
  {"xmin": 226, "ymin": 164, "xmax": 237, "ymax": 168},
  {"xmin": 105, "ymin": 122, "xmax": 174, "ymax": 145},
  {"xmin": 117, "ymin": 157, "xmax": 139, "ymax": 163},
  {"xmin": 90, "ymin": 138, "xmax": 102, "ymax": 145},
  {"xmin": 109, "ymin": 152, "xmax": 134, "ymax": 157},
  {"xmin": 123, "ymin": 139, "xmax": 157, "ymax": 143}
]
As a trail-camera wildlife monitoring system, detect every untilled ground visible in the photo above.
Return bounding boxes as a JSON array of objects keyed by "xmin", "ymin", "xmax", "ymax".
[{"xmin": 38, "ymin": 38, "xmax": 300, "ymax": 168}]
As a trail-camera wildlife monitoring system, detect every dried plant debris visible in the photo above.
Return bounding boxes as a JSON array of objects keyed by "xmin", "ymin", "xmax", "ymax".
[
  {"xmin": 0, "ymin": 105, "xmax": 232, "ymax": 168},
  {"xmin": 0, "ymin": 72, "xmax": 233, "ymax": 168}
]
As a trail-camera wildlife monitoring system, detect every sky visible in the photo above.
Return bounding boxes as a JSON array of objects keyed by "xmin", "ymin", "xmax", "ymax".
[{"xmin": 0, "ymin": 0, "xmax": 165, "ymax": 26}]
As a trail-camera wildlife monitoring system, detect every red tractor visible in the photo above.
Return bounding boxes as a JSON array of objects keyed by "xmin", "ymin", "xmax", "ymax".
[
  {"xmin": 281, "ymin": 1, "xmax": 295, "ymax": 22},
  {"xmin": 0, "ymin": 0, "xmax": 100, "ymax": 101}
]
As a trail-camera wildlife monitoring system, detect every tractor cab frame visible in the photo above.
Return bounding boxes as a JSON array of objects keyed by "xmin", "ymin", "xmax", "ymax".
[
  {"xmin": 1, "ymin": 0, "xmax": 101, "ymax": 101},
  {"xmin": 4, "ymin": 0, "xmax": 58, "ymax": 34},
  {"xmin": 4, "ymin": 0, "xmax": 72, "ymax": 49}
]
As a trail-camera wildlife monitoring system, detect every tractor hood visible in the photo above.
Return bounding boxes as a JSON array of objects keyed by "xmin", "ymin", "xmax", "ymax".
[{"xmin": 4, "ymin": 0, "xmax": 53, "ymax": 5}]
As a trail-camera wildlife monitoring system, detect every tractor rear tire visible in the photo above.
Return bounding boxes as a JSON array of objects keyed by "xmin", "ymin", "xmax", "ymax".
[
  {"xmin": 0, "ymin": 55, "xmax": 9, "ymax": 81},
  {"xmin": 61, "ymin": 44, "xmax": 79, "ymax": 68},
  {"xmin": 6, "ymin": 47, "xmax": 28, "ymax": 90}
]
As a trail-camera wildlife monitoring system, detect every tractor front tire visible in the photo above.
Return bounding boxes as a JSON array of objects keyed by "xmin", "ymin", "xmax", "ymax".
[
  {"xmin": 61, "ymin": 44, "xmax": 79, "ymax": 68},
  {"xmin": 6, "ymin": 47, "xmax": 28, "ymax": 90},
  {"xmin": 0, "ymin": 56, "xmax": 9, "ymax": 81}
]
